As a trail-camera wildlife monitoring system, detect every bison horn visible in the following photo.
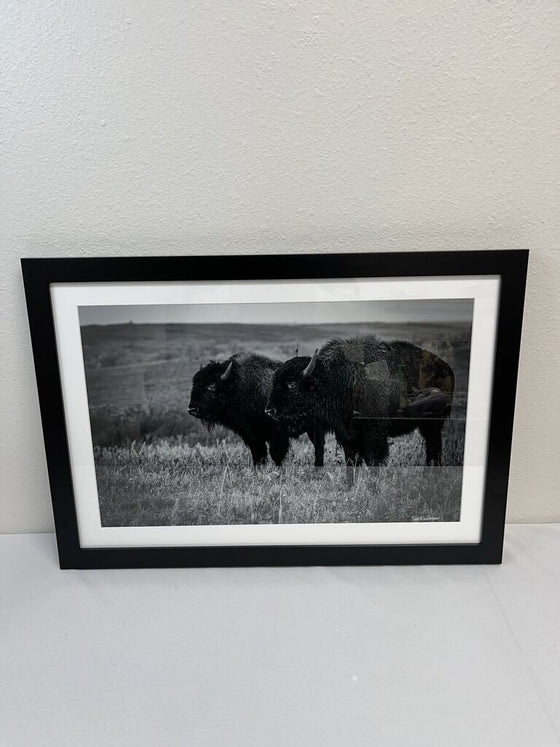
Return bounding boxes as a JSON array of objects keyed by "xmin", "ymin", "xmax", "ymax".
[
  {"xmin": 220, "ymin": 361, "xmax": 233, "ymax": 382},
  {"xmin": 302, "ymin": 348, "xmax": 318, "ymax": 378}
]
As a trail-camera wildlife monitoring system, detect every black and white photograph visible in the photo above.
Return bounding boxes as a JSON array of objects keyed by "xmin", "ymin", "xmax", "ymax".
[{"xmin": 78, "ymin": 297, "xmax": 472, "ymax": 530}]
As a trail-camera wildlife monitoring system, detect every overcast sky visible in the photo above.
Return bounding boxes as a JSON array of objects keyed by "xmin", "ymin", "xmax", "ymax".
[{"xmin": 79, "ymin": 299, "xmax": 473, "ymax": 326}]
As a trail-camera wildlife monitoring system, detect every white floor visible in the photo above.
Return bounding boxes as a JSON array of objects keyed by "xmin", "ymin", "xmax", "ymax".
[{"xmin": 1, "ymin": 525, "xmax": 559, "ymax": 747}]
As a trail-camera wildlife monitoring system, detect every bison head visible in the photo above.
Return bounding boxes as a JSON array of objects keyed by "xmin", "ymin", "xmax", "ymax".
[
  {"xmin": 266, "ymin": 350, "xmax": 321, "ymax": 435},
  {"xmin": 188, "ymin": 359, "xmax": 234, "ymax": 427}
]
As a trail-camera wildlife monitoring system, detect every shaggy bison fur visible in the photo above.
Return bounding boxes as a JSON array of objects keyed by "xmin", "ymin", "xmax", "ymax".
[
  {"xmin": 189, "ymin": 352, "xmax": 325, "ymax": 466},
  {"xmin": 266, "ymin": 336, "xmax": 454, "ymax": 466}
]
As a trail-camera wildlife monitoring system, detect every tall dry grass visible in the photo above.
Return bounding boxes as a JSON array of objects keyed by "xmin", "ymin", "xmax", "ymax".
[{"xmin": 95, "ymin": 428, "xmax": 463, "ymax": 527}]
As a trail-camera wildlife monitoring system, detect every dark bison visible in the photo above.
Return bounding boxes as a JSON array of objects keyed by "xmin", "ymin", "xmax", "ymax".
[
  {"xmin": 188, "ymin": 353, "xmax": 325, "ymax": 466},
  {"xmin": 266, "ymin": 336, "xmax": 454, "ymax": 466}
]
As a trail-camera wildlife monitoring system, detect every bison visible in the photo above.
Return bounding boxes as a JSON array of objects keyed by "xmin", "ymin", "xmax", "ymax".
[
  {"xmin": 266, "ymin": 336, "xmax": 454, "ymax": 466},
  {"xmin": 188, "ymin": 352, "xmax": 325, "ymax": 466}
]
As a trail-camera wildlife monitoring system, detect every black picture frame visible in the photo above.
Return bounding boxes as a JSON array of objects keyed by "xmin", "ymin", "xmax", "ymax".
[{"xmin": 21, "ymin": 250, "xmax": 528, "ymax": 569}]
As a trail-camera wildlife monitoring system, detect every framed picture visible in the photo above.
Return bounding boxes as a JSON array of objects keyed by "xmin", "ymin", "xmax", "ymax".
[{"xmin": 22, "ymin": 251, "xmax": 528, "ymax": 569}]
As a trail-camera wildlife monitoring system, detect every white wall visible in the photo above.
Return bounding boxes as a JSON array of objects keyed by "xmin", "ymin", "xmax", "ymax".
[{"xmin": 2, "ymin": 0, "xmax": 559, "ymax": 532}]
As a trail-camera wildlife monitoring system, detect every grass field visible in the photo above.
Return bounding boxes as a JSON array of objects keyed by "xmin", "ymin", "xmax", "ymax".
[{"xmin": 81, "ymin": 321, "xmax": 471, "ymax": 527}]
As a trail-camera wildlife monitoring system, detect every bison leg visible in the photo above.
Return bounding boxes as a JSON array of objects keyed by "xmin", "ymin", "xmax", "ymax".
[
  {"xmin": 246, "ymin": 440, "xmax": 268, "ymax": 467},
  {"xmin": 307, "ymin": 428, "xmax": 325, "ymax": 467},
  {"xmin": 365, "ymin": 443, "xmax": 390, "ymax": 466},
  {"xmin": 342, "ymin": 442, "xmax": 362, "ymax": 466},
  {"xmin": 419, "ymin": 421, "xmax": 443, "ymax": 466},
  {"xmin": 360, "ymin": 423, "xmax": 389, "ymax": 466},
  {"xmin": 269, "ymin": 435, "xmax": 290, "ymax": 466}
]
